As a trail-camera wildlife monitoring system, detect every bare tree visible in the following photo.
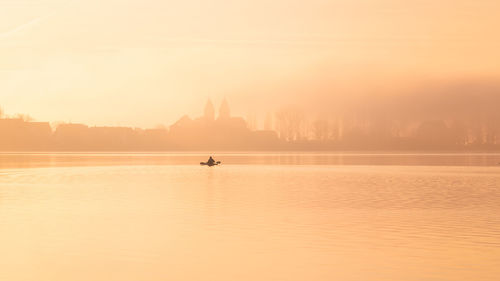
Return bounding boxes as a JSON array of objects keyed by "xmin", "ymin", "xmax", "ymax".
[
  {"xmin": 264, "ymin": 112, "xmax": 273, "ymax": 131},
  {"xmin": 14, "ymin": 113, "xmax": 34, "ymax": 122},
  {"xmin": 275, "ymin": 107, "xmax": 305, "ymax": 141},
  {"xmin": 246, "ymin": 112, "xmax": 257, "ymax": 131},
  {"xmin": 313, "ymin": 119, "xmax": 329, "ymax": 141}
]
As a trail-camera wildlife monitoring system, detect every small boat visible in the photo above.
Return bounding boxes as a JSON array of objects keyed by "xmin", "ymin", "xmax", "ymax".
[{"xmin": 200, "ymin": 161, "xmax": 221, "ymax": 167}]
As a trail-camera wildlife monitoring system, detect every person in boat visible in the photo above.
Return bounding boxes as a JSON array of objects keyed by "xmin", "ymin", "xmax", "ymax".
[{"xmin": 207, "ymin": 156, "xmax": 216, "ymax": 166}]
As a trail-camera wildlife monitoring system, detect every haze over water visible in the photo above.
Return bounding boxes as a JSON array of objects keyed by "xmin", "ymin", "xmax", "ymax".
[
  {"xmin": 3, "ymin": 0, "xmax": 500, "ymax": 279},
  {"xmin": 1, "ymin": 153, "xmax": 499, "ymax": 281}
]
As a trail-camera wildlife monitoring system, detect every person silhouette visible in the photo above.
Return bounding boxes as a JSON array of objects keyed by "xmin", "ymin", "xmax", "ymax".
[{"xmin": 207, "ymin": 156, "xmax": 215, "ymax": 165}]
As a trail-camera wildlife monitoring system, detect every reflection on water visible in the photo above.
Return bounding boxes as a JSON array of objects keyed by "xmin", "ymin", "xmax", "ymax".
[
  {"xmin": 1, "ymin": 153, "xmax": 500, "ymax": 281},
  {"xmin": 1, "ymin": 152, "xmax": 500, "ymax": 169}
]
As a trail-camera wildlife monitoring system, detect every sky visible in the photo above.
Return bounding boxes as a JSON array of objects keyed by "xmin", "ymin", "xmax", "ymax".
[{"xmin": 1, "ymin": 0, "xmax": 499, "ymax": 128}]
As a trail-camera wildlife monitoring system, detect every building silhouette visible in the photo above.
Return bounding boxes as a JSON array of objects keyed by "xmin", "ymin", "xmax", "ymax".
[
  {"xmin": 218, "ymin": 98, "xmax": 230, "ymax": 120},
  {"xmin": 168, "ymin": 98, "xmax": 279, "ymax": 150},
  {"xmin": 2, "ymin": 95, "xmax": 499, "ymax": 151}
]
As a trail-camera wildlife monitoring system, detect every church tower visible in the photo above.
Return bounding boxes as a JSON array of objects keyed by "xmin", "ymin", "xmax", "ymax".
[
  {"xmin": 218, "ymin": 98, "xmax": 230, "ymax": 120},
  {"xmin": 204, "ymin": 99, "xmax": 215, "ymax": 121}
]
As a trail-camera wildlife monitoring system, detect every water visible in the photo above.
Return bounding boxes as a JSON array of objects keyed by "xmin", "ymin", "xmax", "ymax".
[{"xmin": 1, "ymin": 153, "xmax": 500, "ymax": 281}]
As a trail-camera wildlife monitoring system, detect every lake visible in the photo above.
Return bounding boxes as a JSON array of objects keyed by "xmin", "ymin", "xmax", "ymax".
[{"xmin": 1, "ymin": 153, "xmax": 500, "ymax": 281}]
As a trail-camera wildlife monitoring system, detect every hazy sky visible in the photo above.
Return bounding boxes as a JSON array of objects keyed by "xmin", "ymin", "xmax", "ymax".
[{"xmin": 1, "ymin": 0, "xmax": 499, "ymax": 127}]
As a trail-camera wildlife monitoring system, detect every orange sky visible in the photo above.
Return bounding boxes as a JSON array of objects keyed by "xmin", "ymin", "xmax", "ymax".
[{"xmin": 1, "ymin": 0, "xmax": 499, "ymax": 128}]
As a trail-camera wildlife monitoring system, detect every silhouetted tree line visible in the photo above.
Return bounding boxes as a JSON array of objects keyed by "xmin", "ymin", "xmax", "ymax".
[
  {"xmin": 1, "ymin": 113, "xmax": 499, "ymax": 151},
  {"xmin": 1, "ymin": 85, "xmax": 500, "ymax": 151},
  {"xmin": 272, "ymin": 109, "xmax": 500, "ymax": 150},
  {"xmin": 271, "ymin": 84, "xmax": 500, "ymax": 150}
]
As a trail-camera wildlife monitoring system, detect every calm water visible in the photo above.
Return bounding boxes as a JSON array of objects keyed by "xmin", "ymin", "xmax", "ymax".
[{"xmin": 1, "ymin": 153, "xmax": 500, "ymax": 281}]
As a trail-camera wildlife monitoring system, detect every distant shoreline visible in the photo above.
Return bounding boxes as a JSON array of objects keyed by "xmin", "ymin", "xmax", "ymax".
[{"xmin": 2, "ymin": 150, "xmax": 500, "ymax": 154}]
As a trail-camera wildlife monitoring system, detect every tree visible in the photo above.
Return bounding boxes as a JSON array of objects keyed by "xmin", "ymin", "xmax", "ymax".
[
  {"xmin": 14, "ymin": 113, "xmax": 34, "ymax": 122},
  {"xmin": 275, "ymin": 107, "xmax": 305, "ymax": 141},
  {"xmin": 313, "ymin": 119, "xmax": 329, "ymax": 141},
  {"xmin": 264, "ymin": 112, "xmax": 273, "ymax": 131}
]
